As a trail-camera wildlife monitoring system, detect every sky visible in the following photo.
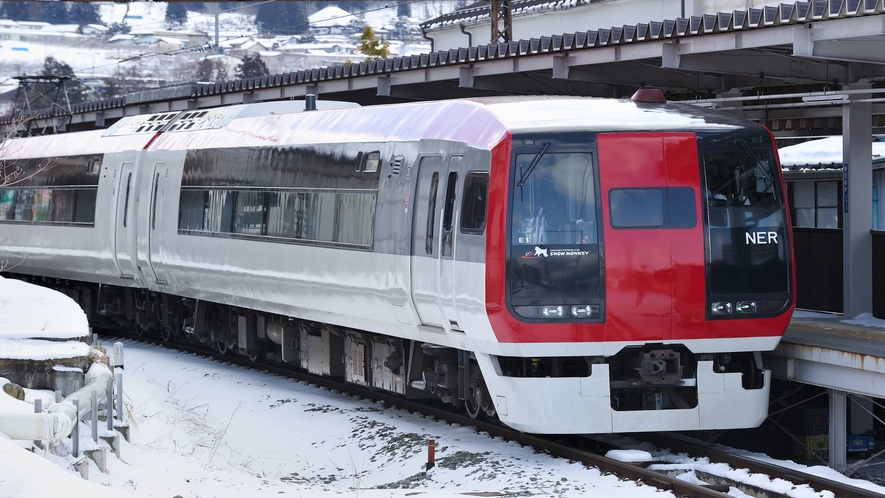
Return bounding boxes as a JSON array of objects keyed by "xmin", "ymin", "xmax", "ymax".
[{"xmin": 3, "ymin": 278, "xmax": 885, "ymax": 497}]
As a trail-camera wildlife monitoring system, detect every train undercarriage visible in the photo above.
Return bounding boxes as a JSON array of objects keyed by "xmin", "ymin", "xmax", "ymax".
[{"xmin": 17, "ymin": 275, "xmax": 766, "ymax": 426}]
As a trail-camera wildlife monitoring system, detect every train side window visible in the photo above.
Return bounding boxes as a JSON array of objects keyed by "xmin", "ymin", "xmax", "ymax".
[
  {"xmin": 355, "ymin": 152, "xmax": 364, "ymax": 172},
  {"xmin": 73, "ymin": 188, "xmax": 97, "ymax": 224},
  {"xmin": 460, "ymin": 172, "xmax": 488, "ymax": 234},
  {"xmin": 51, "ymin": 189, "xmax": 76, "ymax": 223},
  {"xmin": 364, "ymin": 151, "xmax": 381, "ymax": 173},
  {"xmin": 15, "ymin": 188, "xmax": 35, "ymax": 221},
  {"xmin": 233, "ymin": 191, "xmax": 267, "ymax": 235},
  {"xmin": 179, "ymin": 189, "xmax": 207, "ymax": 231},
  {"xmin": 441, "ymin": 172, "xmax": 458, "ymax": 257},
  {"xmin": 609, "ymin": 187, "xmax": 696, "ymax": 229},
  {"xmin": 0, "ymin": 189, "xmax": 15, "ymax": 220},
  {"xmin": 426, "ymin": 172, "xmax": 439, "ymax": 255},
  {"xmin": 609, "ymin": 189, "xmax": 664, "ymax": 228},
  {"xmin": 334, "ymin": 192, "xmax": 376, "ymax": 246},
  {"xmin": 206, "ymin": 190, "xmax": 235, "ymax": 233},
  {"xmin": 667, "ymin": 187, "xmax": 697, "ymax": 229},
  {"xmin": 87, "ymin": 158, "xmax": 101, "ymax": 175}
]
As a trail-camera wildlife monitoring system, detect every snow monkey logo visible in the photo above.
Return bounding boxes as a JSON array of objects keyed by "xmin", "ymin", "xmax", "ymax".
[
  {"xmin": 522, "ymin": 246, "xmax": 591, "ymax": 259},
  {"xmin": 521, "ymin": 246, "xmax": 549, "ymax": 259}
]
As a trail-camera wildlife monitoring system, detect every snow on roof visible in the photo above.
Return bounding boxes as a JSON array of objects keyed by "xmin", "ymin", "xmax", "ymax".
[
  {"xmin": 778, "ymin": 136, "xmax": 885, "ymax": 167},
  {"xmin": 108, "ymin": 34, "xmax": 135, "ymax": 42},
  {"xmin": 308, "ymin": 6, "xmax": 358, "ymax": 27},
  {"xmin": 41, "ymin": 24, "xmax": 80, "ymax": 33}
]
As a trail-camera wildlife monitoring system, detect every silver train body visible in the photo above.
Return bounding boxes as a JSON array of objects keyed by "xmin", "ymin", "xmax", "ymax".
[{"xmin": 0, "ymin": 96, "xmax": 792, "ymax": 433}]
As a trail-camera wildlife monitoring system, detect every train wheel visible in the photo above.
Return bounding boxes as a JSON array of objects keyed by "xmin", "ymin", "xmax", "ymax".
[
  {"xmin": 247, "ymin": 349, "xmax": 267, "ymax": 363},
  {"xmin": 160, "ymin": 324, "xmax": 174, "ymax": 343},
  {"xmin": 216, "ymin": 340, "xmax": 230, "ymax": 355},
  {"xmin": 465, "ymin": 382, "xmax": 486, "ymax": 420}
]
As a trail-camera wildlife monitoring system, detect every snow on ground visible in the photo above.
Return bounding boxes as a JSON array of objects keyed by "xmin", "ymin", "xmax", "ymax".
[
  {"xmin": 2, "ymin": 286, "xmax": 884, "ymax": 497},
  {"xmin": 0, "ymin": 274, "xmax": 89, "ymax": 361},
  {"xmin": 5, "ymin": 337, "xmax": 668, "ymax": 498}
]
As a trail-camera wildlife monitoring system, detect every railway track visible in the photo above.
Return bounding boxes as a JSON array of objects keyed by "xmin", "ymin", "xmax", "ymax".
[{"xmin": 96, "ymin": 328, "xmax": 876, "ymax": 498}]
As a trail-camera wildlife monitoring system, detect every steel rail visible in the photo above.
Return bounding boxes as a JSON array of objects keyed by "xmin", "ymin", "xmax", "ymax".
[
  {"xmin": 640, "ymin": 432, "xmax": 882, "ymax": 498},
  {"xmin": 97, "ymin": 327, "xmax": 728, "ymax": 498}
]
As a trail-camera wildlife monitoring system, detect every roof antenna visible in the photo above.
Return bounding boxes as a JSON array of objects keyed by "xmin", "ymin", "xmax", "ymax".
[{"xmin": 305, "ymin": 94, "xmax": 317, "ymax": 111}]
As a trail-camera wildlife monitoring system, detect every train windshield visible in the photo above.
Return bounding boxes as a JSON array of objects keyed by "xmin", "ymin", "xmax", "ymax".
[
  {"xmin": 508, "ymin": 149, "xmax": 602, "ymax": 320},
  {"xmin": 700, "ymin": 131, "xmax": 791, "ymax": 301}
]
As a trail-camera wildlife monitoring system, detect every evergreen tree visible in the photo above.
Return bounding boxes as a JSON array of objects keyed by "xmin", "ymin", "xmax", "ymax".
[
  {"xmin": 37, "ymin": 57, "xmax": 89, "ymax": 105},
  {"xmin": 0, "ymin": 2, "xmax": 31, "ymax": 21},
  {"xmin": 235, "ymin": 53, "xmax": 269, "ymax": 79},
  {"xmin": 255, "ymin": 2, "xmax": 307, "ymax": 36},
  {"xmin": 165, "ymin": 2, "xmax": 188, "ymax": 26},
  {"xmin": 107, "ymin": 22, "xmax": 132, "ymax": 37},
  {"xmin": 69, "ymin": 3, "xmax": 102, "ymax": 25},
  {"xmin": 397, "ymin": 3, "xmax": 411, "ymax": 18},
  {"xmin": 357, "ymin": 26, "xmax": 390, "ymax": 61},
  {"xmin": 42, "ymin": 2, "xmax": 70, "ymax": 24},
  {"xmin": 181, "ymin": 2, "xmax": 206, "ymax": 14},
  {"xmin": 195, "ymin": 58, "xmax": 227, "ymax": 82}
]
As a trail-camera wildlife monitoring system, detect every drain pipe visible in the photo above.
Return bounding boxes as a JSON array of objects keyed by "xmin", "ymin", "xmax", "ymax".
[
  {"xmin": 421, "ymin": 26, "xmax": 435, "ymax": 52},
  {"xmin": 459, "ymin": 24, "xmax": 472, "ymax": 47},
  {"xmin": 0, "ymin": 362, "xmax": 113, "ymax": 441}
]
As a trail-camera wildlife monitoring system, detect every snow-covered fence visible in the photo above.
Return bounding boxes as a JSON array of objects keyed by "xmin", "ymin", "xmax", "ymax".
[{"xmin": 0, "ymin": 362, "xmax": 113, "ymax": 440}]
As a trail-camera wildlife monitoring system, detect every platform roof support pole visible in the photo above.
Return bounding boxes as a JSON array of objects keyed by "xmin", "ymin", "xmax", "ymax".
[
  {"xmin": 841, "ymin": 78, "xmax": 873, "ymax": 318},
  {"xmin": 829, "ymin": 388, "xmax": 847, "ymax": 471}
]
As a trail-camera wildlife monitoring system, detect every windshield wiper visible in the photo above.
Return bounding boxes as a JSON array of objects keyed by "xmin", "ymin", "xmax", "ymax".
[
  {"xmin": 517, "ymin": 142, "xmax": 550, "ymax": 188},
  {"xmin": 735, "ymin": 138, "xmax": 775, "ymax": 188},
  {"xmin": 517, "ymin": 142, "xmax": 550, "ymax": 203}
]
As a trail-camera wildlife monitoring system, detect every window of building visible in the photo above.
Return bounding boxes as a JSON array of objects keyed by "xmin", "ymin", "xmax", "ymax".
[{"xmin": 792, "ymin": 181, "xmax": 839, "ymax": 228}]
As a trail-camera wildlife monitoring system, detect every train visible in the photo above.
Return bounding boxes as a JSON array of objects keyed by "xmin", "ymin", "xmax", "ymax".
[{"xmin": 0, "ymin": 90, "xmax": 795, "ymax": 434}]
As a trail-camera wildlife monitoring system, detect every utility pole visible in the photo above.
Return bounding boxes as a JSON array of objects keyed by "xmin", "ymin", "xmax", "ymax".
[
  {"xmin": 214, "ymin": 3, "xmax": 220, "ymax": 53},
  {"xmin": 490, "ymin": 0, "xmax": 513, "ymax": 44}
]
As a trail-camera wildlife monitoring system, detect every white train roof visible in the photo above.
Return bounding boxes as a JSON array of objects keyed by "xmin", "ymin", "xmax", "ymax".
[
  {"xmin": 147, "ymin": 96, "xmax": 744, "ymax": 153},
  {"xmin": 4, "ymin": 96, "xmax": 746, "ymax": 160}
]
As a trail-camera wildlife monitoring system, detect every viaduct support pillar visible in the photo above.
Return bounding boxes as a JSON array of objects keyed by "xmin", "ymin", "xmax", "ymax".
[{"xmin": 841, "ymin": 79, "xmax": 873, "ymax": 318}]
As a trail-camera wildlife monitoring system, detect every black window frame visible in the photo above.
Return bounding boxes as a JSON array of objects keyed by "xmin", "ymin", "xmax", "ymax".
[
  {"xmin": 459, "ymin": 172, "xmax": 488, "ymax": 235},
  {"xmin": 608, "ymin": 186, "xmax": 697, "ymax": 230}
]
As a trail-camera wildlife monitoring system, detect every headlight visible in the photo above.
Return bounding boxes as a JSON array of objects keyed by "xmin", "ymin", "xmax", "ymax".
[
  {"xmin": 711, "ymin": 302, "xmax": 733, "ymax": 314},
  {"xmin": 736, "ymin": 301, "xmax": 757, "ymax": 313},
  {"xmin": 542, "ymin": 306, "xmax": 564, "ymax": 318},
  {"xmin": 513, "ymin": 304, "xmax": 600, "ymax": 319}
]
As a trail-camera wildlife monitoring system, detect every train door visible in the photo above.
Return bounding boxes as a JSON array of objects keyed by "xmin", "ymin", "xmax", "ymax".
[
  {"xmin": 597, "ymin": 133, "xmax": 701, "ymax": 343},
  {"xmin": 147, "ymin": 161, "xmax": 168, "ymax": 284},
  {"xmin": 438, "ymin": 156, "xmax": 463, "ymax": 329},
  {"xmin": 113, "ymin": 160, "xmax": 137, "ymax": 279},
  {"xmin": 410, "ymin": 155, "xmax": 447, "ymax": 329}
]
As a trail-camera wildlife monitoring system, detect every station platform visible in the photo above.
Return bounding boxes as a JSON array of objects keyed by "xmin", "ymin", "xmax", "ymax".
[
  {"xmin": 762, "ymin": 310, "xmax": 885, "ymax": 471},
  {"xmin": 785, "ymin": 311, "xmax": 885, "ymax": 358},
  {"xmin": 765, "ymin": 311, "xmax": 885, "ymax": 400}
]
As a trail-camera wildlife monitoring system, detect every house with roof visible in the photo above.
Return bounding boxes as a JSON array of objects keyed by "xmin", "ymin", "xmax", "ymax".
[
  {"xmin": 779, "ymin": 137, "xmax": 885, "ymax": 229},
  {"xmin": 308, "ymin": 5, "xmax": 362, "ymax": 35}
]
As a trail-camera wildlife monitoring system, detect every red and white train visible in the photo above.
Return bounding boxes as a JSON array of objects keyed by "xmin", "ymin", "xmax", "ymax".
[{"xmin": 0, "ymin": 90, "xmax": 795, "ymax": 433}]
